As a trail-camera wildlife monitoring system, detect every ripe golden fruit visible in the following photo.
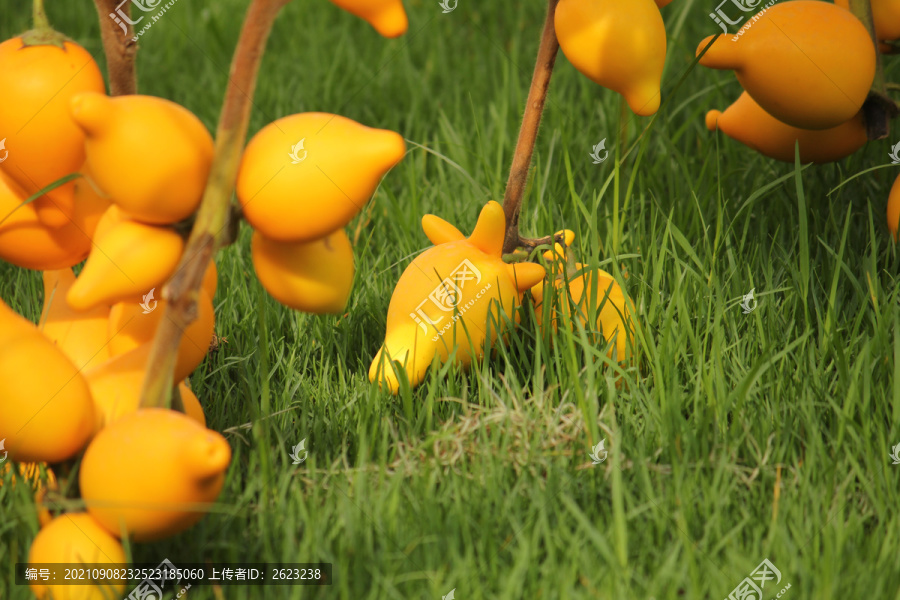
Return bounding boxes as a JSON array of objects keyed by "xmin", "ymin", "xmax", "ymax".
[
  {"xmin": 835, "ymin": 0, "xmax": 900, "ymax": 43},
  {"xmin": 179, "ymin": 382, "xmax": 206, "ymax": 427},
  {"xmin": 532, "ymin": 264, "xmax": 636, "ymax": 362},
  {"xmin": 237, "ymin": 112, "xmax": 406, "ymax": 242},
  {"xmin": 0, "ymin": 298, "xmax": 95, "ymax": 463},
  {"xmin": 555, "ymin": 0, "xmax": 667, "ymax": 116},
  {"xmin": 28, "ymin": 513, "xmax": 126, "ymax": 600},
  {"xmin": 0, "ymin": 37, "xmax": 106, "ymax": 229},
  {"xmin": 706, "ymin": 92, "xmax": 867, "ymax": 163},
  {"xmin": 40, "ymin": 268, "xmax": 112, "ymax": 371},
  {"xmin": 251, "ymin": 229, "xmax": 354, "ymax": 314},
  {"xmin": 369, "ymin": 201, "xmax": 546, "ymax": 393},
  {"xmin": 70, "ymin": 92, "xmax": 214, "ymax": 225},
  {"xmin": 697, "ymin": 1, "xmax": 875, "ymax": 130},
  {"xmin": 0, "ymin": 172, "xmax": 107, "ymax": 270},
  {"xmin": 80, "ymin": 408, "xmax": 231, "ymax": 541},
  {"xmin": 329, "ymin": 0, "xmax": 408, "ymax": 37},
  {"xmin": 67, "ymin": 218, "xmax": 184, "ymax": 311},
  {"xmin": 888, "ymin": 173, "xmax": 900, "ymax": 240}
]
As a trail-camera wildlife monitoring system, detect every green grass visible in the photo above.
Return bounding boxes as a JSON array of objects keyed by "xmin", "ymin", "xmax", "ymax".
[{"xmin": 3, "ymin": 0, "xmax": 900, "ymax": 598}]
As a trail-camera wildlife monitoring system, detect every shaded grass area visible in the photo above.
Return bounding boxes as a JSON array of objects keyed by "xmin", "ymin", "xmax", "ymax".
[{"xmin": 2, "ymin": 0, "xmax": 900, "ymax": 598}]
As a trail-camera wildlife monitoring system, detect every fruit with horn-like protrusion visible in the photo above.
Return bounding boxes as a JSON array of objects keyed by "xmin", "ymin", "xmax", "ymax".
[{"xmin": 329, "ymin": 0, "xmax": 408, "ymax": 37}]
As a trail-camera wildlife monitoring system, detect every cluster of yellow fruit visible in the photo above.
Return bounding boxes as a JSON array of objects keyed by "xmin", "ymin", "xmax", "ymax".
[
  {"xmin": 368, "ymin": 202, "xmax": 637, "ymax": 393},
  {"xmin": 1, "ymin": 2, "xmax": 411, "ymax": 596}
]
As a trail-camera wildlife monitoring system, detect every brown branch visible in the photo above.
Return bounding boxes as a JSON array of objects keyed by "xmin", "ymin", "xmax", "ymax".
[
  {"xmin": 849, "ymin": 0, "xmax": 899, "ymax": 139},
  {"xmin": 92, "ymin": 0, "xmax": 138, "ymax": 95},
  {"xmin": 140, "ymin": 0, "xmax": 291, "ymax": 409},
  {"xmin": 501, "ymin": 0, "xmax": 560, "ymax": 255}
]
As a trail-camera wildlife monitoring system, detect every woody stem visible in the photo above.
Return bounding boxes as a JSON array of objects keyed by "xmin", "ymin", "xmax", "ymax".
[
  {"xmin": 140, "ymin": 0, "xmax": 290, "ymax": 409},
  {"xmin": 92, "ymin": 0, "xmax": 139, "ymax": 95},
  {"xmin": 848, "ymin": 0, "xmax": 898, "ymax": 138},
  {"xmin": 501, "ymin": 0, "xmax": 560, "ymax": 255}
]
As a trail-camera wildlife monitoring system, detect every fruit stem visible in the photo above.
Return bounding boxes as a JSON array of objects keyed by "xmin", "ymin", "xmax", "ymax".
[
  {"xmin": 33, "ymin": 0, "xmax": 50, "ymax": 30},
  {"xmin": 140, "ymin": 0, "xmax": 290, "ymax": 409},
  {"xmin": 848, "ymin": 0, "xmax": 899, "ymax": 138},
  {"xmin": 91, "ymin": 0, "xmax": 138, "ymax": 95},
  {"xmin": 501, "ymin": 0, "xmax": 560, "ymax": 255}
]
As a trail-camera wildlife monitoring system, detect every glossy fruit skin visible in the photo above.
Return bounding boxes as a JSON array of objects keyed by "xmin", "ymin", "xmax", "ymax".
[
  {"xmin": 369, "ymin": 201, "xmax": 546, "ymax": 393},
  {"xmin": 66, "ymin": 218, "xmax": 184, "ymax": 311},
  {"xmin": 706, "ymin": 92, "xmax": 868, "ymax": 163},
  {"xmin": 179, "ymin": 382, "xmax": 206, "ymax": 427},
  {"xmin": 0, "ymin": 171, "xmax": 108, "ymax": 270},
  {"xmin": 70, "ymin": 92, "xmax": 214, "ymax": 225},
  {"xmin": 237, "ymin": 112, "xmax": 406, "ymax": 242},
  {"xmin": 0, "ymin": 38, "xmax": 106, "ymax": 229},
  {"xmin": 888, "ymin": 173, "xmax": 900, "ymax": 240},
  {"xmin": 555, "ymin": 0, "xmax": 667, "ymax": 116},
  {"xmin": 329, "ymin": 0, "xmax": 408, "ymax": 37},
  {"xmin": 532, "ymin": 264, "xmax": 636, "ymax": 362},
  {"xmin": 28, "ymin": 513, "xmax": 126, "ymax": 600},
  {"xmin": 40, "ymin": 269, "xmax": 112, "ymax": 371},
  {"xmin": 0, "ymin": 298, "xmax": 95, "ymax": 463},
  {"xmin": 252, "ymin": 229, "xmax": 355, "ymax": 314},
  {"xmin": 80, "ymin": 408, "xmax": 231, "ymax": 541},
  {"xmin": 697, "ymin": 1, "xmax": 875, "ymax": 130},
  {"xmin": 835, "ymin": 0, "xmax": 900, "ymax": 42}
]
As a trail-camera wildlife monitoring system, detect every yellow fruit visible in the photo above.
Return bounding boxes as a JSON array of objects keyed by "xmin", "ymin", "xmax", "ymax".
[
  {"xmin": 67, "ymin": 218, "xmax": 184, "ymax": 311},
  {"xmin": 252, "ymin": 229, "xmax": 354, "ymax": 314},
  {"xmin": 697, "ymin": 1, "xmax": 875, "ymax": 130},
  {"xmin": 237, "ymin": 112, "xmax": 406, "ymax": 242},
  {"xmin": 0, "ymin": 36, "xmax": 106, "ymax": 229},
  {"xmin": 0, "ymin": 171, "xmax": 107, "ymax": 270},
  {"xmin": 532, "ymin": 263, "xmax": 636, "ymax": 362},
  {"xmin": 555, "ymin": 0, "xmax": 667, "ymax": 116},
  {"xmin": 369, "ymin": 201, "xmax": 546, "ymax": 393},
  {"xmin": 80, "ymin": 408, "xmax": 231, "ymax": 541},
  {"xmin": 28, "ymin": 513, "xmax": 126, "ymax": 600},
  {"xmin": 542, "ymin": 229, "xmax": 576, "ymax": 261},
  {"xmin": 70, "ymin": 92, "xmax": 214, "ymax": 225},
  {"xmin": 329, "ymin": 0, "xmax": 408, "ymax": 37},
  {"xmin": 108, "ymin": 289, "xmax": 214, "ymax": 370},
  {"xmin": 179, "ymin": 382, "xmax": 206, "ymax": 427},
  {"xmin": 202, "ymin": 259, "xmax": 218, "ymax": 299},
  {"xmin": 40, "ymin": 269, "xmax": 112, "ymax": 371},
  {"xmin": 835, "ymin": 0, "xmax": 900, "ymax": 42},
  {"xmin": 0, "ymin": 298, "xmax": 95, "ymax": 463},
  {"xmin": 888, "ymin": 173, "xmax": 900, "ymax": 240},
  {"xmin": 705, "ymin": 92, "xmax": 867, "ymax": 163}
]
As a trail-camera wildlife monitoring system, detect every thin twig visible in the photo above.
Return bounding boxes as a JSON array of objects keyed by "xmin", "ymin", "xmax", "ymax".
[
  {"xmin": 91, "ymin": 0, "xmax": 138, "ymax": 95},
  {"xmin": 140, "ymin": 0, "xmax": 291, "ymax": 409},
  {"xmin": 501, "ymin": 0, "xmax": 560, "ymax": 254}
]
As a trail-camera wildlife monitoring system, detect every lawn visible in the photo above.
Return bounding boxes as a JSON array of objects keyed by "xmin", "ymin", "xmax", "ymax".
[{"xmin": 2, "ymin": 0, "xmax": 900, "ymax": 598}]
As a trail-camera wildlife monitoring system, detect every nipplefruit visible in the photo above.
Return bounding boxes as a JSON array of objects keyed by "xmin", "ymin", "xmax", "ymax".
[
  {"xmin": 40, "ymin": 268, "xmax": 112, "ymax": 371},
  {"xmin": 80, "ymin": 408, "xmax": 231, "ymax": 541},
  {"xmin": 369, "ymin": 201, "xmax": 546, "ymax": 393},
  {"xmin": 329, "ymin": 0, "xmax": 408, "ymax": 37},
  {"xmin": 237, "ymin": 112, "xmax": 406, "ymax": 242}
]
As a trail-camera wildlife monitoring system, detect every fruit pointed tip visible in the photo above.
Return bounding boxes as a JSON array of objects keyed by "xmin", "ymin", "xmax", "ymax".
[
  {"xmin": 706, "ymin": 110, "xmax": 722, "ymax": 131},
  {"xmin": 69, "ymin": 92, "xmax": 110, "ymax": 135},
  {"xmin": 371, "ymin": 3, "xmax": 408, "ymax": 38}
]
